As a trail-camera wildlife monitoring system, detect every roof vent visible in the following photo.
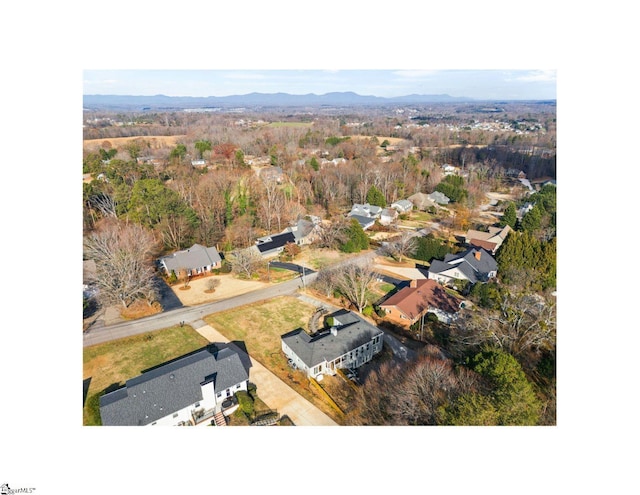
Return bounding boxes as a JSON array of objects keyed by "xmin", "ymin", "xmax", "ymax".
[{"xmin": 330, "ymin": 326, "xmax": 338, "ymax": 336}]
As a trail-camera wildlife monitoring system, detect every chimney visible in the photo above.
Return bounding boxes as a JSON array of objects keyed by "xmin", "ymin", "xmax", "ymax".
[
  {"xmin": 410, "ymin": 279, "xmax": 418, "ymax": 288},
  {"xmin": 475, "ymin": 250, "xmax": 481, "ymax": 261},
  {"xmin": 330, "ymin": 326, "xmax": 338, "ymax": 336}
]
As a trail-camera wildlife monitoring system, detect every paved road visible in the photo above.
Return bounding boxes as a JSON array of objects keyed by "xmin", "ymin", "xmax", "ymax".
[
  {"xmin": 83, "ymin": 273, "xmax": 318, "ymax": 347},
  {"xmin": 83, "ymin": 250, "xmax": 404, "ymax": 348}
]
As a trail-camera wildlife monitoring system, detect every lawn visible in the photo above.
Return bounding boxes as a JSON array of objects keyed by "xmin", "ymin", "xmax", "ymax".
[
  {"xmin": 82, "ymin": 325, "xmax": 210, "ymax": 425},
  {"xmin": 204, "ymin": 295, "xmax": 315, "ymax": 370},
  {"xmin": 203, "ymin": 296, "xmax": 350, "ymax": 422}
]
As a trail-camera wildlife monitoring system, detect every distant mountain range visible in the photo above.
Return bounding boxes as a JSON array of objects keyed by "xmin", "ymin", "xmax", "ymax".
[{"xmin": 83, "ymin": 91, "xmax": 478, "ymax": 111}]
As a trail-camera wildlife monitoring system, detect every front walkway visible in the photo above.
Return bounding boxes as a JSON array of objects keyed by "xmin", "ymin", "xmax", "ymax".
[{"xmin": 193, "ymin": 321, "xmax": 338, "ymax": 426}]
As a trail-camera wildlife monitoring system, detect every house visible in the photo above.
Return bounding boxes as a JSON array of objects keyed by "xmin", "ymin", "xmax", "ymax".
[
  {"xmin": 281, "ymin": 217, "xmax": 322, "ymax": 246},
  {"xmin": 505, "ymin": 168, "xmax": 526, "ymax": 180},
  {"xmin": 427, "ymin": 247, "xmax": 498, "ymax": 286},
  {"xmin": 99, "ymin": 345, "xmax": 249, "ymax": 426},
  {"xmin": 349, "ymin": 203, "xmax": 382, "ymax": 219},
  {"xmin": 255, "ymin": 231, "xmax": 297, "ymax": 257},
  {"xmin": 517, "ymin": 203, "xmax": 534, "ymax": 220},
  {"xmin": 348, "ymin": 214, "xmax": 376, "ymax": 231},
  {"xmin": 427, "ymin": 191, "xmax": 450, "ymax": 205},
  {"xmin": 391, "ymin": 199, "xmax": 413, "ymax": 213},
  {"xmin": 464, "ymin": 225, "xmax": 512, "ymax": 254},
  {"xmin": 441, "ymin": 164, "xmax": 459, "ymax": 176},
  {"xmin": 159, "ymin": 244, "xmax": 222, "ymax": 277},
  {"xmin": 407, "ymin": 192, "xmax": 436, "ymax": 211},
  {"xmin": 281, "ymin": 310, "xmax": 384, "ymax": 379},
  {"xmin": 191, "ymin": 159, "xmax": 207, "ymax": 168},
  {"xmin": 259, "ymin": 166, "xmax": 284, "ymax": 183},
  {"xmin": 380, "ymin": 208, "xmax": 399, "ymax": 226},
  {"xmin": 379, "ymin": 279, "xmax": 464, "ymax": 326}
]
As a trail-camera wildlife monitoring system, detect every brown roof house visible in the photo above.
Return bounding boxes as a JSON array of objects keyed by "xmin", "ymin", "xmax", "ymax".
[
  {"xmin": 379, "ymin": 279, "xmax": 464, "ymax": 326},
  {"xmin": 464, "ymin": 225, "xmax": 512, "ymax": 254}
]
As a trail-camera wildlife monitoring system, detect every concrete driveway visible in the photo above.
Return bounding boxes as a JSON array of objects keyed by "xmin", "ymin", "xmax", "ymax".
[{"xmin": 193, "ymin": 320, "xmax": 337, "ymax": 426}]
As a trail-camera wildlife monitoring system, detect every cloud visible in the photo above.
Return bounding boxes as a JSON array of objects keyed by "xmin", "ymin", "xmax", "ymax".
[{"xmin": 513, "ymin": 70, "xmax": 557, "ymax": 82}]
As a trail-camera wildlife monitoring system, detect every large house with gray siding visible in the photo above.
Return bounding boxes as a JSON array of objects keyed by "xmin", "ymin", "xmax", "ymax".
[
  {"xmin": 99, "ymin": 345, "xmax": 249, "ymax": 426},
  {"xmin": 281, "ymin": 310, "xmax": 384, "ymax": 379}
]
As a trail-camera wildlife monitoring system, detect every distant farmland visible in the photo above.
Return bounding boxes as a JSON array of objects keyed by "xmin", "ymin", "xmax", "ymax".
[{"xmin": 83, "ymin": 135, "xmax": 187, "ymax": 150}]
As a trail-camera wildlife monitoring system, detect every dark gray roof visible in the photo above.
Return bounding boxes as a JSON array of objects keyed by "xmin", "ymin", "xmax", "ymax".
[
  {"xmin": 99, "ymin": 346, "xmax": 248, "ymax": 426},
  {"xmin": 429, "ymin": 248, "xmax": 497, "ymax": 283},
  {"xmin": 256, "ymin": 232, "xmax": 296, "ymax": 254},
  {"xmin": 159, "ymin": 244, "xmax": 222, "ymax": 272},
  {"xmin": 281, "ymin": 311, "xmax": 383, "ymax": 368},
  {"xmin": 348, "ymin": 214, "xmax": 375, "ymax": 229}
]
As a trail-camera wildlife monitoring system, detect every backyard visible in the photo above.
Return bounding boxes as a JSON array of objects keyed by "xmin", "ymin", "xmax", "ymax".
[
  {"xmin": 82, "ymin": 325, "xmax": 210, "ymax": 425},
  {"xmin": 203, "ymin": 295, "xmax": 366, "ymax": 421}
]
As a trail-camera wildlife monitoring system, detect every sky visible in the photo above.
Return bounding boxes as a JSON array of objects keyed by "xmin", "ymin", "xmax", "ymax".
[{"xmin": 83, "ymin": 69, "xmax": 556, "ymax": 100}]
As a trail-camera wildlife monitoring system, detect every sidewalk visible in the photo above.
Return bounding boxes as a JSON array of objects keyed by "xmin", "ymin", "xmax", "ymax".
[{"xmin": 193, "ymin": 321, "xmax": 338, "ymax": 426}]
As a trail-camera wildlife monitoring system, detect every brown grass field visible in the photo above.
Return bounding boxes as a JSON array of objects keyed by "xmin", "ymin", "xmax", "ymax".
[{"xmin": 83, "ymin": 135, "xmax": 187, "ymax": 151}]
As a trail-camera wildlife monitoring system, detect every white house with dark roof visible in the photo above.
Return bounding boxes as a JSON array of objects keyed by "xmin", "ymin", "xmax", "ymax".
[
  {"xmin": 427, "ymin": 247, "xmax": 498, "ymax": 286},
  {"xmin": 391, "ymin": 199, "xmax": 413, "ymax": 213},
  {"xmin": 281, "ymin": 310, "xmax": 384, "ymax": 379},
  {"xmin": 159, "ymin": 244, "xmax": 222, "ymax": 277},
  {"xmin": 99, "ymin": 345, "xmax": 249, "ymax": 426}
]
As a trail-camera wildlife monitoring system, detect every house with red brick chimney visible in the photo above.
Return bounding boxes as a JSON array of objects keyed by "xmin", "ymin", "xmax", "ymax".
[{"xmin": 379, "ymin": 279, "xmax": 464, "ymax": 326}]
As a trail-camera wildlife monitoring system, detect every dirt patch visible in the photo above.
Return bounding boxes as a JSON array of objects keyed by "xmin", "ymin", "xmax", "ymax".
[{"xmin": 168, "ymin": 273, "xmax": 269, "ymax": 306}]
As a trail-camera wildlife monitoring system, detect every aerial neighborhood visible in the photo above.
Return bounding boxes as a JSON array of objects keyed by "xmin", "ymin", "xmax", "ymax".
[{"xmin": 83, "ymin": 93, "xmax": 556, "ymax": 427}]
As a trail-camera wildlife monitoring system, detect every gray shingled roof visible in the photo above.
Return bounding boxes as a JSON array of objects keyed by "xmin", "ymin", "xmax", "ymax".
[
  {"xmin": 159, "ymin": 244, "xmax": 222, "ymax": 272},
  {"xmin": 99, "ymin": 346, "xmax": 248, "ymax": 426},
  {"xmin": 429, "ymin": 248, "xmax": 497, "ymax": 283},
  {"xmin": 281, "ymin": 311, "xmax": 383, "ymax": 368},
  {"xmin": 348, "ymin": 214, "xmax": 375, "ymax": 230}
]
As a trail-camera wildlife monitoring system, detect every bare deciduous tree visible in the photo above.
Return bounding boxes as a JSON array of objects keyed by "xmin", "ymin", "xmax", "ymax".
[
  {"xmin": 384, "ymin": 231, "xmax": 418, "ymax": 263},
  {"xmin": 206, "ymin": 278, "xmax": 221, "ymax": 292},
  {"xmin": 83, "ymin": 220, "xmax": 159, "ymax": 308},
  {"xmin": 229, "ymin": 248, "xmax": 263, "ymax": 279},
  {"xmin": 333, "ymin": 259, "xmax": 378, "ymax": 313},
  {"xmin": 312, "ymin": 267, "xmax": 340, "ymax": 298},
  {"xmin": 450, "ymin": 292, "xmax": 556, "ymax": 364}
]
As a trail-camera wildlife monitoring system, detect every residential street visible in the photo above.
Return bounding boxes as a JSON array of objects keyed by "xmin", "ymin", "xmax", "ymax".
[
  {"xmin": 83, "ymin": 273, "xmax": 317, "ymax": 347},
  {"xmin": 83, "ymin": 249, "xmax": 418, "ymax": 426}
]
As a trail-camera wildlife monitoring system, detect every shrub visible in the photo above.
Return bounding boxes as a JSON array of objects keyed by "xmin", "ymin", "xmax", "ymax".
[
  {"xmin": 236, "ymin": 390, "xmax": 254, "ymax": 417},
  {"xmin": 362, "ymin": 305, "xmax": 374, "ymax": 317}
]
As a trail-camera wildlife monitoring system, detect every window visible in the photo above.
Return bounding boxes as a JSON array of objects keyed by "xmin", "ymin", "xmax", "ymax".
[{"xmin": 173, "ymin": 413, "xmax": 178, "ymax": 418}]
